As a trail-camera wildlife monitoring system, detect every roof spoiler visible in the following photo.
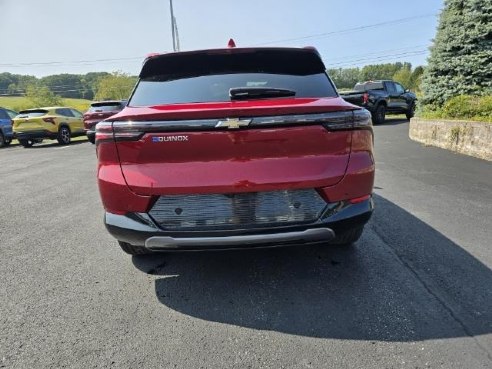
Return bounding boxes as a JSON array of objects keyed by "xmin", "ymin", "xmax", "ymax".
[{"xmin": 139, "ymin": 48, "xmax": 326, "ymax": 79}]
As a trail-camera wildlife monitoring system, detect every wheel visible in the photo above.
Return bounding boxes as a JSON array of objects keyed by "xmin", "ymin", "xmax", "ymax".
[
  {"xmin": 118, "ymin": 241, "xmax": 152, "ymax": 255},
  {"xmin": 4, "ymin": 138, "xmax": 11, "ymax": 146},
  {"xmin": 372, "ymin": 104, "xmax": 386, "ymax": 125},
  {"xmin": 87, "ymin": 135, "xmax": 95, "ymax": 144},
  {"xmin": 19, "ymin": 139, "xmax": 34, "ymax": 148},
  {"xmin": 57, "ymin": 126, "xmax": 71, "ymax": 145},
  {"xmin": 0, "ymin": 133, "xmax": 5, "ymax": 148},
  {"xmin": 406, "ymin": 103, "xmax": 415, "ymax": 120},
  {"xmin": 330, "ymin": 226, "xmax": 364, "ymax": 246}
]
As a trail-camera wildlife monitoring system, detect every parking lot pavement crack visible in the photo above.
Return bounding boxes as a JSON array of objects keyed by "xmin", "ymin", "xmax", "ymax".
[{"xmin": 369, "ymin": 223, "xmax": 492, "ymax": 361}]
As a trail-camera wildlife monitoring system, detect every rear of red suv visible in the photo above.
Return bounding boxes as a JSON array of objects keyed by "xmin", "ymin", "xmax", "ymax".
[
  {"xmin": 83, "ymin": 101, "xmax": 125, "ymax": 143},
  {"xmin": 96, "ymin": 47, "xmax": 374, "ymax": 255}
]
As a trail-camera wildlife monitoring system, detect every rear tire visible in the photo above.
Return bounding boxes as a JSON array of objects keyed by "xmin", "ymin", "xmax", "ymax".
[
  {"xmin": 118, "ymin": 241, "xmax": 152, "ymax": 255},
  {"xmin": 406, "ymin": 103, "xmax": 415, "ymax": 120},
  {"xmin": 57, "ymin": 126, "xmax": 71, "ymax": 145},
  {"xmin": 372, "ymin": 104, "xmax": 386, "ymax": 125},
  {"xmin": 330, "ymin": 226, "xmax": 364, "ymax": 246},
  {"xmin": 19, "ymin": 139, "xmax": 34, "ymax": 148},
  {"xmin": 87, "ymin": 135, "xmax": 95, "ymax": 144}
]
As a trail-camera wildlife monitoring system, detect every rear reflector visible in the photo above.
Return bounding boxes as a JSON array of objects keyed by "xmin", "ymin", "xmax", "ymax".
[{"xmin": 348, "ymin": 194, "xmax": 371, "ymax": 204}]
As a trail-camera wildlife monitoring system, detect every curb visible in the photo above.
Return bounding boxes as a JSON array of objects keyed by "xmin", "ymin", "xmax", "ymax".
[{"xmin": 409, "ymin": 118, "xmax": 492, "ymax": 161}]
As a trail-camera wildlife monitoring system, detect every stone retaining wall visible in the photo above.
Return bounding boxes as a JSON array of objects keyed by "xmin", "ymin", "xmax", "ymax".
[{"xmin": 409, "ymin": 118, "xmax": 492, "ymax": 161}]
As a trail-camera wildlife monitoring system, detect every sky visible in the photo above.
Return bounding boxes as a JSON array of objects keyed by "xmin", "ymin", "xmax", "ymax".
[{"xmin": 0, "ymin": 0, "xmax": 443, "ymax": 77}]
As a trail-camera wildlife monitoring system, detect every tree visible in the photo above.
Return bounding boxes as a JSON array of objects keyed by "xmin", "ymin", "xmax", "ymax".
[
  {"xmin": 95, "ymin": 72, "xmax": 137, "ymax": 100},
  {"xmin": 40, "ymin": 74, "xmax": 85, "ymax": 99},
  {"xmin": 421, "ymin": 0, "xmax": 492, "ymax": 107},
  {"xmin": 26, "ymin": 84, "xmax": 62, "ymax": 107},
  {"xmin": 410, "ymin": 66, "xmax": 425, "ymax": 93},
  {"xmin": 82, "ymin": 72, "xmax": 110, "ymax": 100},
  {"xmin": 359, "ymin": 62, "xmax": 410, "ymax": 81},
  {"xmin": 327, "ymin": 68, "xmax": 360, "ymax": 90},
  {"xmin": 393, "ymin": 66, "xmax": 413, "ymax": 89}
]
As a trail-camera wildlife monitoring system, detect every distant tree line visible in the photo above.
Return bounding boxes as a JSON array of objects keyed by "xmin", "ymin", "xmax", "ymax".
[
  {"xmin": 0, "ymin": 71, "xmax": 137, "ymax": 101},
  {"xmin": 327, "ymin": 62, "xmax": 424, "ymax": 92}
]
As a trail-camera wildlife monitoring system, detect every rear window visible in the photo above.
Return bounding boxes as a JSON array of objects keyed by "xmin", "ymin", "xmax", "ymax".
[
  {"xmin": 354, "ymin": 82, "xmax": 384, "ymax": 92},
  {"xmin": 129, "ymin": 73, "xmax": 337, "ymax": 106},
  {"xmin": 89, "ymin": 103, "xmax": 122, "ymax": 113},
  {"xmin": 6, "ymin": 109, "xmax": 17, "ymax": 119},
  {"xmin": 18, "ymin": 109, "xmax": 48, "ymax": 117}
]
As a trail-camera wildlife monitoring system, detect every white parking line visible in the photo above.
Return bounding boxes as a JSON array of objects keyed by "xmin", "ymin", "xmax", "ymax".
[{"xmin": 54, "ymin": 146, "xmax": 72, "ymax": 150}]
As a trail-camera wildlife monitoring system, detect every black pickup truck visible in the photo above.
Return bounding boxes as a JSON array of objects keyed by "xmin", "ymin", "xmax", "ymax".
[{"xmin": 340, "ymin": 80, "xmax": 417, "ymax": 124}]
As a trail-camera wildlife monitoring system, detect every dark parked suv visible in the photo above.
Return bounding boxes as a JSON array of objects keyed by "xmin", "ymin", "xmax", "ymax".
[
  {"xmin": 96, "ymin": 45, "xmax": 375, "ymax": 255},
  {"xmin": 83, "ymin": 101, "xmax": 126, "ymax": 143}
]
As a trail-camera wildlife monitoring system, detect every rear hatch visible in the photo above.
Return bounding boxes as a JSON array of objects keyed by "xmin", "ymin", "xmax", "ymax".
[
  {"xmin": 84, "ymin": 102, "xmax": 123, "ymax": 127},
  {"xmin": 108, "ymin": 48, "xmax": 361, "ymax": 196},
  {"xmin": 13, "ymin": 109, "xmax": 51, "ymax": 132}
]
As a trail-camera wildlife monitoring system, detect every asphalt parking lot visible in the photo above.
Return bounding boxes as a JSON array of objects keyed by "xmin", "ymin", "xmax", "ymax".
[{"xmin": 1, "ymin": 120, "xmax": 491, "ymax": 368}]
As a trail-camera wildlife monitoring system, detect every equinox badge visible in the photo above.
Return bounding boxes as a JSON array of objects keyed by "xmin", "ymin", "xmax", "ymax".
[
  {"xmin": 215, "ymin": 118, "xmax": 251, "ymax": 129},
  {"xmin": 152, "ymin": 135, "xmax": 189, "ymax": 142}
]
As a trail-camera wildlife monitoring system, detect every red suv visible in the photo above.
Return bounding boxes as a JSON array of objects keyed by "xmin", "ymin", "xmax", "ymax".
[
  {"xmin": 96, "ymin": 46, "xmax": 374, "ymax": 255},
  {"xmin": 83, "ymin": 100, "xmax": 126, "ymax": 143}
]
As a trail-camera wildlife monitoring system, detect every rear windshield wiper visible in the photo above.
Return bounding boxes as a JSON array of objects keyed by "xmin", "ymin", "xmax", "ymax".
[{"xmin": 229, "ymin": 87, "xmax": 296, "ymax": 100}]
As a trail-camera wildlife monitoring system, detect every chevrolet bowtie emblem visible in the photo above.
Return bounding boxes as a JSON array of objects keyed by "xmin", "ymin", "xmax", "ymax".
[{"xmin": 215, "ymin": 118, "xmax": 251, "ymax": 129}]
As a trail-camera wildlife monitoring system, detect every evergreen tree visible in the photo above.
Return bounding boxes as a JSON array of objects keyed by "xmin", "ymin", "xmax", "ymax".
[{"xmin": 421, "ymin": 0, "xmax": 492, "ymax": 107}]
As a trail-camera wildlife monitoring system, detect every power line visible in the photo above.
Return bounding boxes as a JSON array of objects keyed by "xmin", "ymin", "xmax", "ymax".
[
  {"xmin": 324, "ymin": 44, "xmax": 428, "ymax": 62},
  {"xmin": 0, "ymin": 14, "xmax": 436, "ymax": 70},
  {"xmin": 253, "ymin": 14, "xmax": 437, "ymax": 46},
  {"xmin": 326, "ymin": 50, "xmax": 428, "ymax": 68},
  {"xmin": 0, "ymin": 57, "xmax": 142, "ymax": 68}
]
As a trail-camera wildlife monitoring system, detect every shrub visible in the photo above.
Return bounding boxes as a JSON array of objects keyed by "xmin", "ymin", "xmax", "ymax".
[
  {"xmin": 443, "ymin": 95, "xmax": 492, "ymax": 121},
  {"xmin": 419, "ymin": 95, "xmax": 492, "ymax": 122}
]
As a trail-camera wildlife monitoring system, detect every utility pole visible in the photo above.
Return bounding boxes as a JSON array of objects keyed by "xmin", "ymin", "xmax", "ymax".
[
  {"xmin": 169, "ymin": 0, "xmax": 177, "ymax": 52},
  {"xmin": 174, "ymin": 16, "xmax": 181, "ymax": 52}
]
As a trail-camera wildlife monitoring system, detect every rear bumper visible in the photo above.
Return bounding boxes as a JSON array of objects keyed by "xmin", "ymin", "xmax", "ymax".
[
  {"xmin": 86, "ymin": 130, "xmax": 95, "ymax": 140},
  {"xmin": 104, "ymin": 197, "xmax": 373, "ymax": 251},
  {"xmin": 15, "ymin": 130, "xmax": 57, "ymax": 140}
]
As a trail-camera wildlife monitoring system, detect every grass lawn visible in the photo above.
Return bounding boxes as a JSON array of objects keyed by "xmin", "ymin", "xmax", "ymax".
[{"xmin": 0, "ymin": 96, "xmax": 92, "ymax": 113}]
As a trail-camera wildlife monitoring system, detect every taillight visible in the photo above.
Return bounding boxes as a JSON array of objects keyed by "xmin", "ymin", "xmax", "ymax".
[
  {"xmin": 112, "ymin": 123, "xmax": 145, "ymax": 141},
  {"xmin": 95, "ymin": 122, "xmax": 114, "ymax": 144},
  {"xmin": 43, "ymin": 117, "xmax": 56, "ymax": 124},
  {"xmin": 321, "ymin": 109, "xmax": 372, "ymax": 131},
  {"xmin": 106, "ymin": 110, "xmax": 372, "ymax": 138},
  {"xmin": 362, "ymin": 93, "xmax": 369, "ymax": 104},
  {"xmin": 352, "ymin": 109, "xmax": 372, "ymax": 128}
]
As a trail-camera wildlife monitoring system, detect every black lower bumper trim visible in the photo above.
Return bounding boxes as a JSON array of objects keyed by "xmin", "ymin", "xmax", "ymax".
[
  {"xmin": 104, "ymin": 198, "xmax": 374, "ymax": 250},
  {"xmin": 15, "ymin": 130, "xmax": 57, "ymax": 140}
]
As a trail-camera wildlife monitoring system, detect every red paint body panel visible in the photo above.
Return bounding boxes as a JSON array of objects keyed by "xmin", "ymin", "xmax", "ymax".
[
  {"xmin": 116, "ymin": 126, "xmax": 351, "ymax": 195},
  {"xmin": 319, "ymin": 130, "xmax": 375, "ymax": 203}
]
